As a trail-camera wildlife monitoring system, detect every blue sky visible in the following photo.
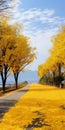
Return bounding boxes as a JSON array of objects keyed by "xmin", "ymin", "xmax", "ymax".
[
  {"xmin": 21, "ymin": 0, "xmax": 65, "ymax": 17},
  {"xmin": 10, "ymin": 0, "xmax": 65, "ymax": 70}
]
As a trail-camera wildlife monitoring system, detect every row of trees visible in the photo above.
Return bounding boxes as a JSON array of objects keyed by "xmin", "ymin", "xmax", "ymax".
[
  {"xmin": 38, "ymin": 26, "xmax": 65, "ymax": 86},
  {"xmin": 0, "ymin": 18, "xmax": 35, "ymax": 91}
]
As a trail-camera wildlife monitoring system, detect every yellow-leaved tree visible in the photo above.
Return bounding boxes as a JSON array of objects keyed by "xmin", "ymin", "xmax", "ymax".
[
  {"xmin": 10, "ymin": 35, "xmax": 36, "ymax": 89},
  {"xmin": 0, "ymin": 18, "xmax": 36, "ymax": 91},
  {"xmin": 0, "ymin": 19, "xmax": 18, "ymax": 91},
  {"xmin": 38, "ymin": 26, "xmax": 65, "ymax": 86}
]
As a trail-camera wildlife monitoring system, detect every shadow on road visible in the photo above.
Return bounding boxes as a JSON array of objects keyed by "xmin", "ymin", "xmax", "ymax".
[
  {"xmin": 0, "ymin": 99, "xmax": 16, "ymax": 118},
  {"xmin": 0, "ymin": 85, "xmax": 30, "ymax": 119},
  {"xmin": 24, "ymin": 111, "xmax": 50, "ymax": 130}
]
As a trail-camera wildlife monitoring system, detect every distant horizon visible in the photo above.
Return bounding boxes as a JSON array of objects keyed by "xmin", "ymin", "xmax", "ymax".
[{"xmin": 0, "ymin": 70, "xmax": 40, "ymax": 87}]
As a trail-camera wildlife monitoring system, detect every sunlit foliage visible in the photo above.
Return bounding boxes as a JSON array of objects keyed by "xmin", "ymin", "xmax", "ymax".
[
  {"xmin": 0, "ymin": 18, "xmax": 36, "ymax": 91},
  {"xmin": 38, "ymin": 26, "xmax": 65, "ymax": 86}
]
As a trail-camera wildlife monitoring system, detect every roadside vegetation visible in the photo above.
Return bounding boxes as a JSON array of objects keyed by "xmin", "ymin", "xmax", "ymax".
[
  {"xmin": 0, "ymin": 17, "xmax": 36, "ymax": 91},
  {"xmin": 0, "ymin": 18, "xmax": 35, "ymax": 92},
  {"xmin": 38, "ymin": 26, "xmax": 65, "ymax": 87}
]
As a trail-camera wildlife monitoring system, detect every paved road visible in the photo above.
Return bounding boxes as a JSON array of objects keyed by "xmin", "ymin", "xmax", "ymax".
[{"xmin": 0, "ymin": 85, "xmax": 30, "ymax": 119}]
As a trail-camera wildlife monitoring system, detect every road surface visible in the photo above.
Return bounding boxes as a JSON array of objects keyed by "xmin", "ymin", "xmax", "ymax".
[{"xmin": 0, "ymin": 85, "xmax": 30, "ymax": 119}]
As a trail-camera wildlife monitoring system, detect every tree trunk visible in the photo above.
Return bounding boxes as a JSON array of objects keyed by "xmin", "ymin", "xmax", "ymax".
[
  {"xmin": 2, "ymin": 79, "xmax": 6, "ymax": 92},
  {"xmin": 15, "ymin": 77, "xmax": 18, "ymax": 89},
  {"xmin": 58, "ymin": 63, "xmax": 61, "ymax": 76},
  {"xmin": 14, "ymin": 72, "xmax": 19, "ymax": 89},
  {"xmin": 1, "ymin": 65, "xmax": 8, "ymax": 92},
  {"xmin": 52, "ymin": 71, "xmax": 55, "ymax": 85}
]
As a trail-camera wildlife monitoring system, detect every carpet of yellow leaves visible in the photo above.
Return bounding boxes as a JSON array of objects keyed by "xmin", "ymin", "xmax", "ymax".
[{"xmin": 0, "ymin": 84, "xmax": 65, "ymax": 130}]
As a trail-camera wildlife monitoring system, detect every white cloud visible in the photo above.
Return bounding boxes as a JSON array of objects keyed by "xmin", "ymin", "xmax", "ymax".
[
  {"xmin": 11, "ymin": 8, "xmax": 65, "ymax": 26},
  {"xmin": 20, "ymin": 8, "xmax": 54, "ymax": 21},
  {"xmin": 26, "ymin": 28, "xmax": 57, "ymax": 70},
  {"xmin": 9, "ymin": 0, "xmax": 21, "ymax": 8},
  {"xmin": 9, "ymin": 0, "xmax": 22, "ymax": 15}
]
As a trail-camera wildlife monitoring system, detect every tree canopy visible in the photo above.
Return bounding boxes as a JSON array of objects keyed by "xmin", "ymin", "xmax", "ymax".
[
  {"xmin": 0, "ymin": 18, "xmax": 36, "ymax": 91},
  {"xmin": 38, "ymin": 26, "xmax": 65, "ymax": 86}
]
